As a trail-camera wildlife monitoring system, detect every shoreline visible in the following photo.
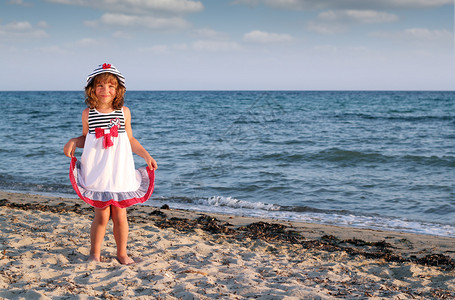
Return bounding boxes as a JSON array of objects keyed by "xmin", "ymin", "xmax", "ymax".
[
  {"xmin": 4, "ymin": 188, "xmax": 454, "ymax": 239},
  {"xmin": 0, "ymin": 190, "xmax": 454, "ymax": 299}
]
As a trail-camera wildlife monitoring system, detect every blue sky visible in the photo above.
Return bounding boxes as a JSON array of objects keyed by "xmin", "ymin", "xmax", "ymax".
[{"xmin": 1, "ymin": 0, "xmax": 454, "ymax": 90}]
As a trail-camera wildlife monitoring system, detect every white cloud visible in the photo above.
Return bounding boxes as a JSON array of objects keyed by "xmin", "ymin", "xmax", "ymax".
[
  {"xmin": 37, "ymin": 21, "xmax": 49, "ymax": 28},
  {"xmin": 306, "ymin": 22, "xmax": 347, "ymax": 34},
  {"xmin": 403, "ymin": 28, "xmax": 453, "ymax": 40},
  {"xmin": 192, "ymin": 40, "xmax": 242, "ymax": 52},
  {"xmin": 375, "ymin": 0, "xmax": 452, "ymax": 8},
  {"xmin": 139, "ymin": 44, "xmax": 170, "ymax": 54},
  {"xmin": 192, "ymin": 28, "xmax": 227, "ymax": 39},
  {"xmin": 47, "ymin": 1, "xmax": 203, "ymax": 35},
  {"xmin": 173, "ymin": 43, "xmax": 189, "ymax": 51},
  {"xmin": 4, "ymin": 22, "xmax": 33, "ymax": 31},
  {"xmin": 53, "ymin": 38, "xmax": 106, "ymax": 51},
  {"xmin": 232, "ymin": 0, "xmax": 452, "ymax": 10},
  {"xmin": 73, "ymin": 38, "xmax": 99, "ymax": 47},
  {"xmin": 138, "ymin": 43, "xmax": 189, "ymax": 54},
  {"xmin": 98, "ymin": 13, "xmax": 190, "ymax": 30},
  {"xmin": 112, "ymin": 31, "xmax": 134, "ymax": 39},
  {"xmin": 36, "ymin": 38, "xmax": 108, "ymax": 55},
  {"xmin": 38, "ymin": 45, "xmax": 70, "ymax": 55},
  {"xmin": 243, "ymin": 30, "xmax": 294, "ymax": 43},
  {"xmin": 0, "ymin": 21, "xmax": 48, "ymax": 39},
  {"xmin": 318, "ymin": 10, "xmax": 398, "ymax": 24},
  {"xmin": 8, "ymin": 0, "xmax": 32, "ymax": 7},
  {"xmin": 307, "ymin": 9, "xmax": 398, "ymax": 34},
  {"xmin": 310, "ymin": 44, "xmax": 339, "ymax": 54},
  {"xmin": 231, "ymin": 0, "xmax": 260, "ymax": 6},
  {"xmin": 371, "ymin": 28, "xmax": 453, "ymax": 42},
  {"xmin": 45, "ymin": 0, "xmax": 204, "ymax": 15}
]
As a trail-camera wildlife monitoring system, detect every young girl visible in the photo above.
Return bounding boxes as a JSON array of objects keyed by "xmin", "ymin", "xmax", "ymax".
[{"xmin": 64, "ymin": 63, "xmax": 157, "ymax": 265}]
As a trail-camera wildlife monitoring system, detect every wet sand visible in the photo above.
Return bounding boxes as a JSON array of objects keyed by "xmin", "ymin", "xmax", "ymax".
[{"xmin": 0, "ymin": 190, "xmax": 454, "ymax": 299}]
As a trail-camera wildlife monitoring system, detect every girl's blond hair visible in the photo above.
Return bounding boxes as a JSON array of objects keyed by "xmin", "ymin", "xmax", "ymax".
[{"xmin": 85, "ymin": 73, "xmax": 125, "ymax": 110}]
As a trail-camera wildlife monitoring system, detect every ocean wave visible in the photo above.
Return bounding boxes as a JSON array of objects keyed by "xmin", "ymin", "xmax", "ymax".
[
  {"xmin": 0, "ymin": 180, "xmax": 74, "ymax": 195},
  {"xmin": 252, "ymin": 148, "xmax": 455, "ymax": 167},
  {"xmin": 318, "ymin": 148, "xmax": 388, "ymax": 164},
  {"xmin": 143, "ymin": 196, "xmax": 455, "ymax": 237},
  {"xmin": 320, "ymin": 149, "xmax": 455, "ymax": 167},
  {"xmin": 196, "ymin": 196, "xmax": 280, "ymax": 211},
  {"xmin": 336, "ymin": 113, "xmax": 454, "ymax": 123}
]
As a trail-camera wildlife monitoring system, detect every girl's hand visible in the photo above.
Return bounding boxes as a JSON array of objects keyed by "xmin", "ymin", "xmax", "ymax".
[
  {"xmin": 145, "ymin": 155, "xmax": 158, "ymax": 170},
  {"xmin": 63, "ymin": 139, "xmax": 77, "ymax": 157}
]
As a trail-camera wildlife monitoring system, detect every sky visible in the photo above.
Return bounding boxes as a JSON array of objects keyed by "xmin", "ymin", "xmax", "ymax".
[{"xmin": 1, "ymin": 0, "xmax": 454, "ymax": 90}]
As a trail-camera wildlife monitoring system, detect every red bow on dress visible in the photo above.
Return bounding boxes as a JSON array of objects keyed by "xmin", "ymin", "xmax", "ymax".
[{"xmin": 95, "ymin": 125, "xmax": 118, "ymax": 149}]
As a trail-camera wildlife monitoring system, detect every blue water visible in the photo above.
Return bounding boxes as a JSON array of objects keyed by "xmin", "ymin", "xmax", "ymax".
[{"xmin": 1, "ymin": 91, "xmax": 454, "ymax": 236}]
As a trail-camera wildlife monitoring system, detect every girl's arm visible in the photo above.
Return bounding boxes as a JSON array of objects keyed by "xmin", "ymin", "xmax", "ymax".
[
  {"xmin": 63, "ymin": 108, "xmax": 89, "ymax": 158},
  {"xmin": 124, "ymin": 106, "xmax": 158, "ymax": 170}
]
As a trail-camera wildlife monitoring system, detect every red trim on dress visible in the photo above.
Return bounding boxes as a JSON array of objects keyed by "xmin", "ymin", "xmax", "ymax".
[{"xmin": 69, "ymin": 156, "xmax": 155, "ymax": 209}]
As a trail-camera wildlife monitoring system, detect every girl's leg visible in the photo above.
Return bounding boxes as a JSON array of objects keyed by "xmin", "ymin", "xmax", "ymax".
[
  {"xmin": 110, "ymin": 206, "xmax": 134, "ymax": 264},
  {"xmin": 89, "ymin": 206, "xmax": 110, "ymax": 262}
]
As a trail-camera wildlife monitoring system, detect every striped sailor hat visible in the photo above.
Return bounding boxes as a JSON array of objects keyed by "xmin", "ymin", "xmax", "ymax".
[{"xmin": 86, "ymin": 63, "xmax": 126, "ymax": 88}]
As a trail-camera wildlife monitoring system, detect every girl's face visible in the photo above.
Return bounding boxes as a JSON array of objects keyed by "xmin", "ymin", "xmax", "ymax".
[{"xmin": 95, "ymin": 81, "xmax": 117, "ymax": 107}]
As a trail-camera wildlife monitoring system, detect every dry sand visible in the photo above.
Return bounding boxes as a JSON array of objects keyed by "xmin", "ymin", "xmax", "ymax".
[{"xmin": 0, "ymin": 190, "xmax": 454, "ymax": 299}]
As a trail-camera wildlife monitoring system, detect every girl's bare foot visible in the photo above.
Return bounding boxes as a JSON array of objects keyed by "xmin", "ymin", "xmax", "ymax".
[
  {"xmin": 88, "ymin": 254, "xmax": 101, "ymax": 262},
  {"xmin": 117, "ymin": 255, "xmax": 135, "ymax": 265}
]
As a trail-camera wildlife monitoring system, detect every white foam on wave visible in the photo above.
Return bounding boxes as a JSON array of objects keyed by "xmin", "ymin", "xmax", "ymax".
[
  {"xmin": 275, "ymin": 211, "xmax": 455, "ymax": 237},
  {"xmin": 200, "ymin": 196, "xmax": 281, "ymax": 211}
]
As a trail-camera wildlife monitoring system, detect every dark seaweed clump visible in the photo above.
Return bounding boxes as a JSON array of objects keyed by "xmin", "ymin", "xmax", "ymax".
[{"xmin": 155, "ymin": 212, "xmax": 455, "ymax": 271}]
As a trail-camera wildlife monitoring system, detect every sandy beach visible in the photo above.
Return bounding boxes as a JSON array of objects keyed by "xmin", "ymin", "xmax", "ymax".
[{"xmin": 0, "ymin": 190, "xmax": 454, "ymax": 299}]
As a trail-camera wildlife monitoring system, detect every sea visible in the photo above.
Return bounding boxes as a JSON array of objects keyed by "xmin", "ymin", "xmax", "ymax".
[{"xmin": 1, "ymin": 91, "xmax": 454, "ymax": 237}]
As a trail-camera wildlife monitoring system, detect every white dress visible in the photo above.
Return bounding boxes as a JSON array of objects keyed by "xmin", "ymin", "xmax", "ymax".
[{"xmin": 70, "ymin": 108, "xmax": 154, "ymax": 208}]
